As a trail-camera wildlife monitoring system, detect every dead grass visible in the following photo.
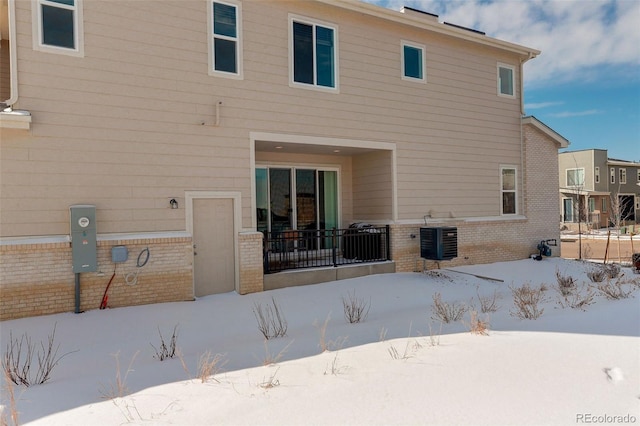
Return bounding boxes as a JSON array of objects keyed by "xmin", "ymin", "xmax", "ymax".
[
  {"xmin": 99, "ymin": 351, "xmax": 139, "ymax": 400},
  {"xmin": 465, "ymin": 310, "xmax": 490, "ymax": 335},
  {"xmin": 198, "ymin": 351, "xmax": 227, "ymax": 383}
]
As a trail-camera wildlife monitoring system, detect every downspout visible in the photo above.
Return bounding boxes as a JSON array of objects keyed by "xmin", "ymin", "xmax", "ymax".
[
  {"xmin": 519, "ymin": 52, "xmax": 534, "ymax": 217},
  {"xmin": 3, "ymin": 0, "xmax": 18, "ymax": 108}
]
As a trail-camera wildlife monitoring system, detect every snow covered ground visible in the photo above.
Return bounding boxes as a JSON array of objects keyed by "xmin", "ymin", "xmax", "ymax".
[{"xmin": 1, "ymin": 258, "xmax": 639, "ymax": 425}]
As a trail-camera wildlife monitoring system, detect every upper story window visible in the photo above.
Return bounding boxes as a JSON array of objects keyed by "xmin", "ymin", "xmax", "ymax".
[
  {"xmin": 32, "ymin": 0, "xmax": 84, "ymax": 56},
  {"xmin": 595, "ymin": 167, "xmax": 600, "ymax": 184},
  {"xmin": 610, "ymin": 167, "xmax": 616, "ymax": 184},
  {"xmin": 566, "ymin": 168, "xmax": 585, "ymax": 187},
  {"xmin": 401, "ymin": 41, "xmax": 426, "ymax": 83},
  {"xmin": 497, "ymin": 63, "xmax": 515, "ymax": 97},
  {"xmin": 501, "ymin": 166, "xmax": 517, "ymax": 215},
  {"xmin": 208, "ymin": 0, "xmax": 242, "ymax": 78},
  {"xmin": 289, "ymin": 15, "xmax": 338, "ymax": 91},
  {"xmin": 619, "ymin": 168, "xmax": 627, "ymax": 184},
  {"xmin": 637, "ymin": 169, "xmax": 640, "ymax": 182}
]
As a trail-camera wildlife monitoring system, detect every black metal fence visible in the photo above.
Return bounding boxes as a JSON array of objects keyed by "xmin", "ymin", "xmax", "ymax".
[{"xmin": 263, "ymin": 225, "xmax": 390, "ymax": 273}]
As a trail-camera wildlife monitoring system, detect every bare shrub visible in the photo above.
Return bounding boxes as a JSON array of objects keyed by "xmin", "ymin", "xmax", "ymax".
[
  {"xmin": 431, "ymin": 292, "xmax": 467, "ymax": 323},
  {"xmin": 476, "ymin": 287, "xmax": 500, "ymax": 313},
  {"xmin": 2, "ymin": 324, "xmax": 73, "ymax": 387},
  {"xmin": 99, "ymin": 351, "xmax": 139, "ymax": 400},
  {"xmin": 253, "ymin": 297, "xmax": 288, "ymax": 339},
  {"xmin": 556, "ymin": 284, "xmax": 596, "ymax": 311},
  {"xmin": 198, "ymin": 351, "xmax": 227, "ymax": 383},
  {"xmin": 150, "ymin": 325, "xmax": 178, "ymax": 361},
  {"xmin": 465, "ymin": 310, "xmax": 489, "ymax": 335},
  {"xmin": 587, "ymin": 268, "xmax": 607, "ymax": 283},
  {"xmin": 342, "ymin": 290, "xmax": 371, "ymax": 324},
  {"xmin": 603, "ymin": 264, "xmax": 621, "ymax": 279},
  {"xmin": 593, "ymin": 277, "xmax": 635, "ymax": 300},
  {"xmin": 555, "ymin": 269, "xmax": 576, "ymax": 296},
  {"xmin": 509, "ymin": 283, "xmax": 548, "ymax": 320}
]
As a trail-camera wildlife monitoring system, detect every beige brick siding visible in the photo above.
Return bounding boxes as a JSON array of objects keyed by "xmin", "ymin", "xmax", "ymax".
[
  {"xmin": 1, "ymin": 236, "xmax": 193, "ymax": 320},
  {"xmin": 238, "ymin": 231, "xmax": 264, "ymax": 294}
]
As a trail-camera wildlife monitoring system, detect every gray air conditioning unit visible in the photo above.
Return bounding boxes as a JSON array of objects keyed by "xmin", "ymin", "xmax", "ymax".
[{"xmin": 420, "ymin": 227, "xmax": 458, "ymax": 260}]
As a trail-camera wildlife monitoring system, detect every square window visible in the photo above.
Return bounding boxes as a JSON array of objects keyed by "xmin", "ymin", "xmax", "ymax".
[
  {"xmin": 498, "ymin": 64, "xmax": 514, "ymax": 97},
  {"xmin": 209, "ymin": 1, "xmax": 242, "ymax": 78},
  {"xmin": 566, "ymin": 168, "xmax": 584, "ymax": 187},
  {"xmin": 290, "ymin": 15, "xmax": 337, "ymax": 91},
  {"xmin": 402, "ymin": 41, "xmax": 425, "ymax": 82},
  {"xmin": 33, "ymin": 0, "xmax": 83, "ymax": 56}
]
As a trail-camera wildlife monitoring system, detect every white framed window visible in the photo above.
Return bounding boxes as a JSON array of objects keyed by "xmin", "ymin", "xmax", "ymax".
[
  {"xmin": 619, "ymin": 168, "xmax": 627, "ymax": 184},
  {"xmin": 595, "ymin": 167, "xmax": 600, "ymax": 184},
  {"xmin": 32, "ymin": 0, "xmax": 84, "ymax": 57},
  {"xmin": 563, "ymin": 198, "xmax": 574, "ymax": 222},
  {"xmin": 500, "ymin": 166, "xmax": 517, "ymax": 215},
  {"xmin": 588, "ymin": 198, "xmax": 595, "ymax": 213},
  {"xmin": 601, "ymin": 198, "xmax": 607, "ymax": 213},
  {"xmin": 497, "ymin": 63, "xmax": 515, "ymax": 97},
  {"xmin": 208, "ymin": 0, "xmax": 243, "ymax": 79},
  {"xmin": 637, "ymin": 169, "xmax": 640, "ymax": 182},
  {"xmin": 610, "ymin": 167, "xmax": 615, "ymax": 184},
  {"xmin": 289, "ymin": 14, "xmax": 338, "ymax": 92},
  {"xmin": 401, "ymin": 41, "xmax": 426, "ymax": 83},
  {"xmin": 566, "ymin": 168, "xmax": 585, "ymax": 187}
]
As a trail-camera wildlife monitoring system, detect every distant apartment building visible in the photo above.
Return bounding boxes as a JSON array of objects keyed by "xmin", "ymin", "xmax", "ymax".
[{"xmin": 559, "ymin": 149, "xmax": 640, "ymax": 230}]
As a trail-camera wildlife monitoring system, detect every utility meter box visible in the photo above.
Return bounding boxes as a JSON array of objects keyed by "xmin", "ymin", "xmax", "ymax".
[{"xmin": 70, "ymin": 205, "xmax": 97, "ymax": 273}]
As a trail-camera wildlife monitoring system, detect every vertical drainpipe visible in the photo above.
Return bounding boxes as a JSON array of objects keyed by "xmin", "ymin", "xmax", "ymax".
[
  {"xmin": 519, "ymin": 53, "xmax": 534, "ymax": 217},
  {"xmin": 3, "ymin": 0, "xmax": 19, "ymax": 107}
]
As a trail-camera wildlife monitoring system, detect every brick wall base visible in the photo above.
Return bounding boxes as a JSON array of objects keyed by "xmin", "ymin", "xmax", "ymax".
[
  {"xmin": 238, "ymin": 231, "xmax": 264, "ymax": 294},
  {"xmin": 391, "ymin": 220, "xmax": 560, "ymax": 272},
  {"xmin": 1, "ymin": 235, "xmax": 193, "ymax": 321}
]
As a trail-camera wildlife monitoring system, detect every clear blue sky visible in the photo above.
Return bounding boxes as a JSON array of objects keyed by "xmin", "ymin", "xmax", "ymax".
[{"xmin": 366, "ymin": 0, "xmax": 640, "ymax": 161}]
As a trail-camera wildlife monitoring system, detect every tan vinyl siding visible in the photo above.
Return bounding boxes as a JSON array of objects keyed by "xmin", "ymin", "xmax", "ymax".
[
  {"xmin": 3, "ymin": 0, "xmax": 526, "ymax": 237},
  {"xmin": 352, "ymin": 151, "xmax": 393, "ymax": 220},
  {"xmin": 0, "ymin": 39, "xmax": 9, "ymax": 101}
]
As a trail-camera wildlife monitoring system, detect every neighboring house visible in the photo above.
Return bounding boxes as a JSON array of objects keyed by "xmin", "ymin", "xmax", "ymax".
[
  {"xmin": 0, "ymin": 0, "xmax": 568, "ymax": 320},
  {"xmin": 559, "ymin": 149, "xmax": 640, "ymax": 230}
]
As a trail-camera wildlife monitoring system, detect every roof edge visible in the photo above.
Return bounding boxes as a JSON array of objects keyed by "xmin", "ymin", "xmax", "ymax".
[
  {"xmin": 316, "ymin": 0, "xmax": 540, "ymax": 60},
  {"xmin": 523, "ymin": 116, "xmax": 569, "ymax": 148}
]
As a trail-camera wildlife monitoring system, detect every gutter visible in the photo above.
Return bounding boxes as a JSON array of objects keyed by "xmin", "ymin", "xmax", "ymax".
[
  {"xmin": 1, "ymin": 0, "xmax": 31, "ymax": 129},
  {"xmin": 3, "ymin": 0, "xmax": 18, "ymax": 107}
]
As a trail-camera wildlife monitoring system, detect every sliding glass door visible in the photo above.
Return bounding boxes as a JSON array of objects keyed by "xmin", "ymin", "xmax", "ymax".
[{"xmin": 256, "ymin": 167, "xmax": 338, "ymax": 234}]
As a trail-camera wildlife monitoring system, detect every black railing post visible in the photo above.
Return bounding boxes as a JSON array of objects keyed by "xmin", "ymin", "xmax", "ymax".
[
  {"xmin": 386, "ymin": 224, "xmax": 391, "ymax": 261},
  {"xmin": 332, "ymin": 228, "xmax": 337, "ymax": 267},
  {"xmin": 263, "ymin": 232, "xmax": 270, "ymax": 273}
]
